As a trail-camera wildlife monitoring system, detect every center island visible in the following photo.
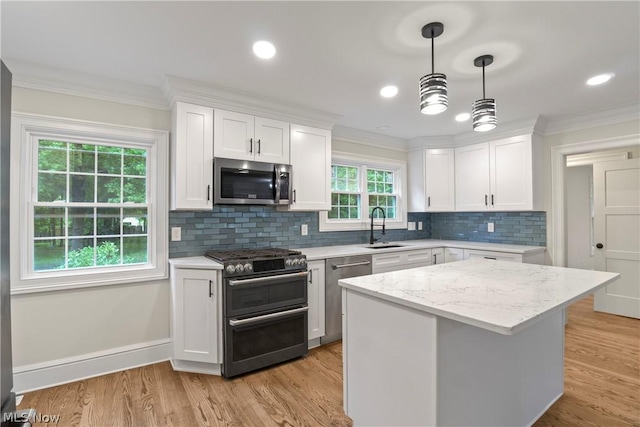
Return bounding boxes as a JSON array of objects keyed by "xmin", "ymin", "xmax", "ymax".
[{"xmin": 338, "ymin": 259, "xmax": 619, "ymax": 427}]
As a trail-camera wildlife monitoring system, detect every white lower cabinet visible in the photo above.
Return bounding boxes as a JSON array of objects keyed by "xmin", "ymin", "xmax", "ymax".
[
  {"xmin": 307, "ymin": 260, "xmax": 326, "ymax": 344},
  {"xmin": 444, "ymin": 247, "xmax": 464, "ymax": 263},
  {"xmin": 463, "ymin": 248, "xmax": 545, "ymax": 265},
  {"xmin": 171, "ymin": 267, "xmax": 221, "ymax": 364},
  {"xmin": 432, "ymin": 247, "xmax": 444, "ymax": 264},
  {"xmin": 372, "ymin": 249, "xmax": 433, "ymax": 274}
]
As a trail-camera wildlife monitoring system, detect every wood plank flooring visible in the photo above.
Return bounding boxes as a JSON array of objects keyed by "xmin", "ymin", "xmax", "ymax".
[{"xmin": 19, "ymin": 296, "xmax": 639, "ymax": 426}]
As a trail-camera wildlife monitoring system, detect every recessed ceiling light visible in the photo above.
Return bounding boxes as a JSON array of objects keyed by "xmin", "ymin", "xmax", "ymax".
[
  {"xmin": 455, "ymin": 113, "xmax": 471, "ymax": 122},
  {"xmin": 380, "ymin": 85, "xmax": 398, "ymax": 98},
  {"xmin": 376, "ymin": 125, "xmax": 390, "ymax": 131},
  {"xmin": 586, "ymin": 73, "xmax": 614, "ymax": 86},
  {"xmin": 253, "ymin": 41, "xmax": 276, "ymax": 59}
]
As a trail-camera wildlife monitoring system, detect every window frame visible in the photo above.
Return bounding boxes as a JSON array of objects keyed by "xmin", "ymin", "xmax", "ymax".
[
  {"xmin": 11, "ymin": 113, "xmax": 169, "ymax": 294},
  {"xmin": 319, "ymin": 152, "xmax": 408, "ymax": 232}
]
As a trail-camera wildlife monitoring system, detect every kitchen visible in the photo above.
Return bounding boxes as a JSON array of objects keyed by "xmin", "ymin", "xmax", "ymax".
[{"xmin": 1, "ymin": 1, "xmax": 639, "ymax": 426}]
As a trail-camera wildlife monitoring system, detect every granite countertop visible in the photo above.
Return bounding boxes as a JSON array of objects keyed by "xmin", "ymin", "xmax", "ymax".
[
  {"xmin": 297, "ymin": 239, "xmax": 546, "ymax": 261},
  {"xmin": 338, "ymin": 258, "xmax": 619, "ymax": 335}
]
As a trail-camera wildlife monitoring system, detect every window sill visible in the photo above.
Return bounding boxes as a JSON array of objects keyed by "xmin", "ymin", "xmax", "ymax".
[{"xmin": 319, "ymin": 219, "xmax": 408, "ymax": 232}]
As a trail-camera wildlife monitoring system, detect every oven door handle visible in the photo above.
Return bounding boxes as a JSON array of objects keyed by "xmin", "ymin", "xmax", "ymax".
[
  {"xmin": 229, "ymin": 306, "xmax": 309, "ymax": 327},
  {"xmin": 228, "ymin": 271, "xmax": 309, "ymax": 287}
]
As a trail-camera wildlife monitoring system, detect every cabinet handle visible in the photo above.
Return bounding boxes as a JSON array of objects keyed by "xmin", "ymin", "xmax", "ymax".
[
  {"xmin": 427, "ymin": 196, "xmax": 431, "ymax": 207},
  {"xmin": 209, "ymin": 280, "xmax": 213, "ymax": 298},
  {"xmin": 257, "ymin": 139, "xmax": 261, "ymax": 154},
  {"xmin": 433, "ymin": 254, "xmax": 436, "ymax": 264},
  {"xmin": 491, "ymin": 194, "xmax": 494, "ymax": 206},
  {"xmin": 207, "ymin": 185, "xmax": 211, "ymax": 201},
  {"xmin": 249, "ymin": 138, "xmax": 253, "ymax": 153},
  {"xmin": 293, "ymin": 189, "xmax": 297, "ymax": 203},
  {"xmin": 484, "ymin": 194, "xmax": 488, "ymax": 206},
  {"xmin": 309, "ymin": 270, "xmax": 313, "ymax": 284},
  {"xmin": 483, "ymin": 257, "xmax": 497, "ymax": 260}
]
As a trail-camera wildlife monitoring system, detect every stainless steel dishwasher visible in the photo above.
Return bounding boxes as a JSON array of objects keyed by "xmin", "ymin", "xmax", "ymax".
[{"xmin": 320, "ymin": 255, "xmax": 372, "ymax": 344}]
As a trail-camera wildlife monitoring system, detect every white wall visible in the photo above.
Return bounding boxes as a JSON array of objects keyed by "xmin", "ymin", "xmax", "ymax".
[
  {"xmin": 11, "ymin": 88, "xmax": 172, "ymax": 373},
  {"xmin": 333, "ymin": 138, "xmax": 407, "ymax": 162},
  {"xmin": 566, "ymin": 165, "xmax": 594, "ymax": 270}
]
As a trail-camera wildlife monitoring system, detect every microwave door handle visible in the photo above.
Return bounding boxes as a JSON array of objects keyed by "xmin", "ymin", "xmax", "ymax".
[{"xmin": 274, "ymin": 166, "xmax": 281, "ymax": 203}]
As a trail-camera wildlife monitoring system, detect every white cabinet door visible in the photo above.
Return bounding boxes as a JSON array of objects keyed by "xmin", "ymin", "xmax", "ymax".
[
  {"xmin": 171, "ymin": 102, "xmax": 214, "ymax": 210},
  {"xmin": 172, "ymin": 268, "xmax": 219, "ymax": 364},
  {"xmin": 444, "ymin": 247, "xmax": 464, "ymax": 263},
  {"xmin": 372, "ymin": 249, "xmax": 432, "ymax": 274},
  {"xmin": 425, "ymin": 149, "xmax": 455, "ymax": 211},
  {"xmin": 455, "ymin": 143, "xmax": 490, "ymax": 211},
  {"xmin": 214, "ymin": 109, "xmax": 255, "ymax": 161},
  {"xmin": 490, "ymin": 136, "xmax": 533, "ymax": 210},
  {"xmin": 254, "ymin": 117, "xmax": 290, "ymax": 164},
  {"xmin": 463, "ymin": 249, "xmax": 523, "ymax": 263},
  {"xmin": 289, "ymin": 124, "xmax": 331, "ymax": 211},
  {"xmin": 307, "ymin": 260, "xmax": 326, "ymax": 341},
  {"xmin": 432, "ymin": 247, "xmax": 445, "ymax": 264}
]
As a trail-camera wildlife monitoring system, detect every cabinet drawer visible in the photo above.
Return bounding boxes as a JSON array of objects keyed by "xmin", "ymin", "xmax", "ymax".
[
  {"xmin": 444, "ymin": 248, "xmax": 464, "ymax": 263},
  {"xmin": 372, "ymin": 249, "xmax": 433, "ymax": 274},
  {"xmin": 463, "ymin": 249, "xmax": 523, "ymax": 263}
]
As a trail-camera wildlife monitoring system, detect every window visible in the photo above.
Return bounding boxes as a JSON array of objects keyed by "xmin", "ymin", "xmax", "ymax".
[
  {"xmin": 11, "ymin": 113, "xmax": 168, "ymax": 293},
  {"xmin": 321, "ymin": 153, "xmax": 407, "ymax": 232}
]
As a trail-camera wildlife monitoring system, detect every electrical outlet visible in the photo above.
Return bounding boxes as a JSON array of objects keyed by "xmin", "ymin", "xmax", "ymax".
[
  {"xmin": 171, "ymin": 227, "xmax": 181, "ymax": 241},
  {"xmin": 301, "ymin": 224, "xmax": 308, "ymax": 236},
  {"xmin": 418, "ymin": 221, "xmax": 423, "ymax": 231},
  {"xmin": 488, "ymin": 222, "xmax": 495, "ymax": 233},
  {"xmin": 408, "ymin": 222, "xmax": 416, "ymax": 231}
]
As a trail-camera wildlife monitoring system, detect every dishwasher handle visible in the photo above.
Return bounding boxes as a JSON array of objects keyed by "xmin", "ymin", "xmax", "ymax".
[{"xmin": 331, "ymin": 260, "xmax": 371, "ymax": 270}]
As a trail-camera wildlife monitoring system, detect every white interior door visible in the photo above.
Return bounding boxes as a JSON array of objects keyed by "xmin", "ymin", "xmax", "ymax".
[{"xmin": 593, "ymin": 158, "xmax": 640, "ymax": 318}]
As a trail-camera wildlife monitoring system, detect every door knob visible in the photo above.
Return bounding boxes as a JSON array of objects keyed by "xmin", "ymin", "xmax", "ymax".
[{"xmin": 596, "ymin": 243, "xmax": 604, "ymax": 249}]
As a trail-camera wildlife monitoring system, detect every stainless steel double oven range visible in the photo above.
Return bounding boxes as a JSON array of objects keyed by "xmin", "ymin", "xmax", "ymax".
[{"xmin": 205, "ymin": 248, "xmax": 308, "ymax": 378}]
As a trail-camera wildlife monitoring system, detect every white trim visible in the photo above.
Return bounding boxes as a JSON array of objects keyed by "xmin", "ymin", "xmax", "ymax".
[
  {"xmin": 566, "ymin": 150, "xmax": 629, "ymax": 167},
  {"xmin": 545, "ymin": 104, "xmax": 640, "ymax": 136},
  {"xmin": 550, "ymin": 135, "xmax": 639, "ymax": 266},
  {"xmin": 10, "ymin": 112, "xmax": 169, "ymax": 293},
  {"xmin": 13, "ymin": 339, "xmax": 171, "ymax": 394},
  {"xmin": 319, "ymin": 152, "xmax": 408, "ymax": 232},
  {"xmin": 332, "ymin": 125, "xmax": 408, "ymax": 152},
  {"xmin": 170, "ymin": 359, "xmax": 222, "ymax": 376}
]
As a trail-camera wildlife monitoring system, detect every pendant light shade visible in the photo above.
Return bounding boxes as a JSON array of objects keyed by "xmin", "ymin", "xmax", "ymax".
[
  {"xmin": 420, "ymin": 22, "xmax": 447, "ymax": 115},
  {"xmin": 472, "ymin": 55, "xmax": 496, "ymax": 132}
]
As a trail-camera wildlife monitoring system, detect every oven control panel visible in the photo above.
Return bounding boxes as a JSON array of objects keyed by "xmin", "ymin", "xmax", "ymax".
[{"xmin": 223, "ymin": 255, "xmax": 307, "ymax": 277}]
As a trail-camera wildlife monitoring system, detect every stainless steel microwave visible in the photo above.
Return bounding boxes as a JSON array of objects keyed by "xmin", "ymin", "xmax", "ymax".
[{"xmin": 213, "ymin": 158, "xmax": 292, "ymax": 205}]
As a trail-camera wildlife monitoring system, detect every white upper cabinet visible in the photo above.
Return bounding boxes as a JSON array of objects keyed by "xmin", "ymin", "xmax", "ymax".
[
  {"xmin": 455, "ymin": 135, "xmax": 539, "ymax": 211},
  {"xmin": 455, "ymin": 143, "xmax": 491, "ymax": 211},
  {"xmin": 425, "ymin": 149, "xmax": 455, "ymax": 211},
  {"xmin": 288, "ymin": 124, "xmax": 331, "ymax": 211},
  {"xmin": 214, "ymin": 109, "xmax": 290, "ymax": 164},
  {"xmin": 171, "ymin": 102, "xmax": 214, "ymax": 210}
]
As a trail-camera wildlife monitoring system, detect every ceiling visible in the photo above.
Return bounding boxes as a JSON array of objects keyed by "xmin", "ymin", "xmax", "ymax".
[{"xmin": 2, "ymin": 1, "xmax": 639, "ymax": 140}]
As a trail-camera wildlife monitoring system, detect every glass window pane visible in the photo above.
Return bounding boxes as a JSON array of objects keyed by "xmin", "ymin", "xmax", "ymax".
[
  {"xmin": 387, "ymin": 208, "xmax": 396, "ymax": 219},
  {"xmin": 336, "ymin": 166, "xmax": 347, "ymax": 179},
  {"xmin": 123, "ymin": 153, "xmax": 146, "ymax": 176},
  {"xmin": 97, "ymin": 208, "xmax": 120, "ymax": 235},
  {"xmin": 123, "ymin": 236, "xmax": 147, "ymax": 264},
  {"xmin": 98, "ymin": 152, "xmax": 121, "ymax": 174},
  {"xmin": 34, "ymin": 239, "xmax": 66, "ymax": 271},
  {"xmin": 349, "ymin": 207, "xmax": 359, "ymax": 218},
  {"xmin": 339, "ymin": 207, "xmax": 348, "ymax": 218},
  {"xmin": 69, "ymin": 175, "xmax": 95, "ymax": 202},
  {"xmin": 384, "ymin": 184, "xmax": 393, "ymax": 193},
  {"xmin": 98, "ymin": 146, "xmax": 123, "ymax": 154},
  {"xmin": 328, "ymin": 207, "xmax": 338, "ymax": 219},
  {"xmin": 68, "ymin": 208, "xmax": 94, "ymax": 237},
  {"xmin": 96, "ymin": 238, "xmax": 121, "ymax": 266},
  {"xmin": 38, "ymin": 173, "xmax": 66, "ymax": 202},
  {"xmin": 348, "ymin": 167, "xmax": 358, "ymax": 179},
  {"xmin": 349, "ymin": 194, "xmax": 358, "ymax": 205},
  {"xmin": 385, "ymin": 173, "xmax": 394, "ymax": 183},
  {"xmin": 336, "ymin": 180, "xmax": 347, "ymax": 191},
  {"xmin": 34, "ymin": 207, "xmax": 65, "ymax": 238},
  {"xmin": 70, "ymin": 148, "xmax": 95, "ymax": 173},
  {"xmin": 67, "ymin": 238, "xmax": 95, "ymax": 268},
  {"xmin": 97, "ymin": 176, "xmax": 121, "ymax": 203},
  {"xmin": 339, "ymin": 194, "xmax": 348, "ymax": 205},
  {"xmin": 367, "ymin": 182, "xmax": 375, "ymax": 193},
  {"xmin": 369, "ymin": 195, "xmax": 377, "ymax": 207},
  {"xmin": 331, "ymin": 193, "xmax": 338, "ymax": 204},
  {"xmin": 123, "ymin": 208, "xmax": 147, "ymax": 234},
  {"xmin": 123, "ymin": 177, "xmax": 146, "ymax": 203},
  {"xmin": 347, "ymin": 180, "xmax": 358, "ymax": 192},
  {"xmin": 38, "ymin": 147, "xmax": 67, "ymax": 172}
]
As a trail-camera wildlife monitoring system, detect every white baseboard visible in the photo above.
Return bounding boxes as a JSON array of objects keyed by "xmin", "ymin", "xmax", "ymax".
[{"xmin": 13, "ymin": 339, "xmax": 171, "ymax": 394}]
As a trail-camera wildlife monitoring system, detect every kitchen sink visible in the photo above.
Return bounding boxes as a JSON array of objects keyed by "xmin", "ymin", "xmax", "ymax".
[{"xmin": 365, "ymin": 244, "xmax": 406, "ymax": 249}]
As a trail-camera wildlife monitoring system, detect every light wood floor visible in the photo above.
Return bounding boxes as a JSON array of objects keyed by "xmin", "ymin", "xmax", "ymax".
[{"xmin": 19, "ymin": 296, "xmax": 639, "ymax": 426}]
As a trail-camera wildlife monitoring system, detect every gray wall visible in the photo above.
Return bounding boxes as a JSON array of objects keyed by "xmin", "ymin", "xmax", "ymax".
[{"xmin": 566, "ymin": 166, "xmax": 594, "ymax": 270}]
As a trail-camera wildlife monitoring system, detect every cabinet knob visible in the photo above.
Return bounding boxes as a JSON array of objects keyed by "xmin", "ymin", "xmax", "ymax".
[{"xmin": 596, "ymin": 243, "xmax": 604, "ymax": 249}]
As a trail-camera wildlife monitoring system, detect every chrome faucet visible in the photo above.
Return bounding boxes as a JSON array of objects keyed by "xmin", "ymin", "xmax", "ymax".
[{"xmin": 369, "ymin": 206, "xmax": 386, "ymax": 245}]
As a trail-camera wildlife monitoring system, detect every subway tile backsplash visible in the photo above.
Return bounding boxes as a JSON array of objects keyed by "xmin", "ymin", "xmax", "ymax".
[
  {"xmin": 169, "ymin": 206, "xmax": 429, "ymax": 258},
  {"xmin": 429, "ymin": 211, "xmax": 546, "ymax": 246},
  {"xmin": 169, "ymin": 207, "xmax": 545, "ymax": 258}
]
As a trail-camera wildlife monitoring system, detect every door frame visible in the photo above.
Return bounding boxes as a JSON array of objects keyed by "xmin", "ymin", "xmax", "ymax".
[{"xmin": 550, "ymin": 135, "xmax": 639, "ymax": 266}]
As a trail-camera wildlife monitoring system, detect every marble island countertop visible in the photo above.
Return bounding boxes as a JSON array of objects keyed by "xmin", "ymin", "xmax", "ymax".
[{"xmin": 339, "ymin": 258, "xmax": 619, "ymax": 335}]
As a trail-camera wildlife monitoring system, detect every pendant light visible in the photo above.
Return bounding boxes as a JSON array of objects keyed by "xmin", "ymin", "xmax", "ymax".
[
  {"xmin": 472, "ymin": 55, "xmax": 497, "ymax": 132},
  {"xmin": 419, "ymin": 22, "xmax": 448, "ymax": 115}
]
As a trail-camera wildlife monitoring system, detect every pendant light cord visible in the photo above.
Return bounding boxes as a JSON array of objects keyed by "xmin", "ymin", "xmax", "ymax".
[
  {"xmin": 482, "ymin": 61, "xmax": 486, "ymax": 99},
  {"xmin": 431, "ymin": 29, "xmax": 435, "ymax": 75}
]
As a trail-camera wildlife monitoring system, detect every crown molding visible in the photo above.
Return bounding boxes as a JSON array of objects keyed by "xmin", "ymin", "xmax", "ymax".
[
  {"xmin": 544, "ymin": 103, "xmax": 640, "ymax": 135},
  {"xmin": 5, "ymin": 59, "xmax": 168, "ymax": 111},
  {"xmin": 164, "ymin": 75, "xmax": 341, "ymax": 130},
  {"xmin": 332, "ymin": 125, "xmax": 407, "ymax": 152},
  {"xmin": 406, "ymin": 135, "xmax": 455, "ymax": 151},
  {"xmin": 452, "ymin": 115, "xmax": 545, "ymax": 147}
]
